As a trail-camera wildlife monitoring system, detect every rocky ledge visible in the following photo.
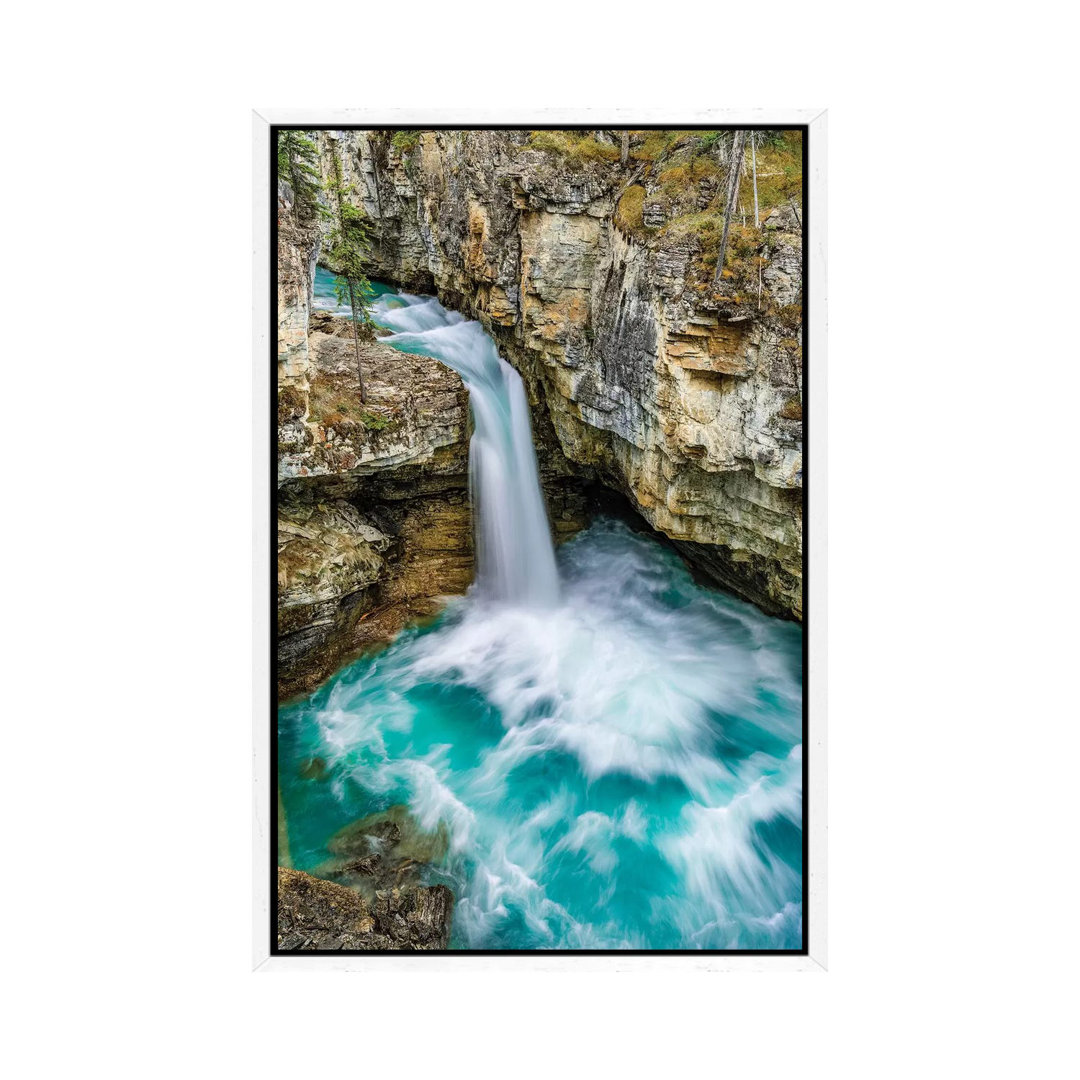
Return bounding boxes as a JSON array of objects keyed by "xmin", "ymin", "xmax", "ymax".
[{"xmin": 277, "ymin": 867, "xmax": 453, "ymax": 951}]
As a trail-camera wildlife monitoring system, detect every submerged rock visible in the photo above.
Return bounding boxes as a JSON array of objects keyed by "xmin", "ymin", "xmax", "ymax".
[
  {"xmin": 327, "ymin": 804, "xmax": 450, "ymax": 864},
  {"xmin": 297, "ymin": 756, "xmax": 328, "ymax": 780},
  {"xmin": 277, "ymin": 866, "xmax": 453, "ymax": 951},
  {"xmin": 314, "ymin": 804, "xmax": 452, "ymax": 895}
]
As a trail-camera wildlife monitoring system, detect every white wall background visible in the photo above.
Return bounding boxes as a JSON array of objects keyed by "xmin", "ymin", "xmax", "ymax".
[{"xmin": 3, "ymin": 2, "xmax": 1075, "ymax": 1076}]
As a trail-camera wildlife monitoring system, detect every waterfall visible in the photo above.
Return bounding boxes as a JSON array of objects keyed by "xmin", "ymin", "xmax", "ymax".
[
  {"xmin": 370, "ymin": 291, "xmax": 560, "ymax": 606},
  {"xmin": 291, "ymin": 273, "xmax": 805, "ymax": 951}
]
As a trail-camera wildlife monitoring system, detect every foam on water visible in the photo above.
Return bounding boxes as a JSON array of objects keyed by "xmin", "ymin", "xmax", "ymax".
[{"xmin": 281, "ymin": 277, "xmax": 803, "ymax": 949}]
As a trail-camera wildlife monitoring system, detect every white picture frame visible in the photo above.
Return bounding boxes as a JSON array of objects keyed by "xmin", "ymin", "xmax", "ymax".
[{"xmin": 253, "ymin": 109, "xmax": 827, "ymax": 972}]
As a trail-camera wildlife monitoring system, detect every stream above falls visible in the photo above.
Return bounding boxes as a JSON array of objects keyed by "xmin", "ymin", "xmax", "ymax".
[{"xmin": 281, "ymin": 273, "xmax": 804, "ymax": 950}]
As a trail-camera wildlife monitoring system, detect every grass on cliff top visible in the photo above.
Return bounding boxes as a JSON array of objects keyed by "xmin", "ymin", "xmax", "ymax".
[
  {"xmin": 525, "ymin": 130, "xmax": 621, "ymax": 165},
  {"xmin": 658, "ymin": 129, "xmax": 803, "ymax": 251},
  {"xmin": 605, "ymin": 132, "xmax": 804, "ymax": 330},
  {"xmin": 521, "ymin": 129, "xmax": 704, "ymax": 167},
  {"xmin": 632, "ymin": 129, "xmax": 803, "ymax": 211},
  {"xmin": 612, "ymin": 129, "xmax": 801, "ymax": 238}
]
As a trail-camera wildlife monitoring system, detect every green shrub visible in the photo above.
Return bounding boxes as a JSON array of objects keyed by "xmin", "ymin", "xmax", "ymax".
[
  {"xmin": 358, "ymin": 410, "xmax": 392, "ymax": 431},
  {"xmin": 391, "ymin": 130, "xmax": 420, "ymax": 154}
]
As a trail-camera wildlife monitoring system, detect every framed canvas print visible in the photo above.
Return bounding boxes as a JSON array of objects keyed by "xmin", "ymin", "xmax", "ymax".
[{"xmin": 253, "ymin": 110, "xmax": 826, "ymax": 970}]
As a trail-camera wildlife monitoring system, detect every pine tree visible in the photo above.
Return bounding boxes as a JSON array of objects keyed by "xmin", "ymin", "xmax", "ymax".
[
  {"xmin": 326, "ymin": 149, "xmax": 374, "ymax": 404},
  {"xmin": 277, "ymin": 130, "xmax": 324, "ymax": 221}
]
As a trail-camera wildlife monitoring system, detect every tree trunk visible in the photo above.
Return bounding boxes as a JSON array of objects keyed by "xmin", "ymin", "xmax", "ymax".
[
  {"xmin": 620, "ymin": 130, "xmax": 629, "ymax": 166},
  {"xmin": 713, "ymin": 130, "xmax": 748, "ymax": 290},
  {"xmin": 751, "ymin": 131, "xmax": 759, "ymax": 226},
  {"xmin": 346, "ymin": 279, "xmax": 366, "ymax": 404}
]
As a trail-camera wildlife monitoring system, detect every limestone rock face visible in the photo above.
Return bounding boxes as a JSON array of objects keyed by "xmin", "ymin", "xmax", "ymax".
[
  {"xmin": 277, "ymin": 866, "xmax": 453, "ymax": 951},
  {"xmin": 276, "ymin": 499, "xmax": 392, "ymax": 689},
  {"xmin": 313, "ymin": 130, "xmax": 804, "ymax": 618}
]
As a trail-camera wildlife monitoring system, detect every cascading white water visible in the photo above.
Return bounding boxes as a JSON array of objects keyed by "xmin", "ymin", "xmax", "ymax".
[{"xmin": 370, "ymin": 292, "xmax": 560, "ymax": 606}]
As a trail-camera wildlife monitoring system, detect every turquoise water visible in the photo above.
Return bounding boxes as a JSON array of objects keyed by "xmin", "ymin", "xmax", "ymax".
[
  {"xmin": 313, "ymin": 266, "xmax": 397, "ymax": 315},
  {"xmin": 279, "ymin": 518, "xmax": 803, "ymax": 950},
  {"xmin": 313, "ymin": 265, "xmax": 395, "ymax": 311},
  {"xmin": 281, "ymin": 276, "xmax": 804, "ymax": 950}
]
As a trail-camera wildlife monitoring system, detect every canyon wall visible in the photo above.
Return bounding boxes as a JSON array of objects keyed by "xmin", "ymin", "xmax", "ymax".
[
  {"xmin": 276, "ymin": 182, "xmax": 475, "ymax": 698},
  {"xmin": 312, "ymin": 129, "xmax": 804, "ymax": 618}
]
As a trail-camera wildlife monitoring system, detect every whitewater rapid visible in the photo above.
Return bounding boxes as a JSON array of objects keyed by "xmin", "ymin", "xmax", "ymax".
[{"xmin": 285, "ymin": 276, "xmax": 804, "ymax": 949}]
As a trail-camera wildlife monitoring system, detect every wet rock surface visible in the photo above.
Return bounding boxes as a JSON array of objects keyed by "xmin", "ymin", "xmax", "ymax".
[{"xmin": 277, "ymin": 866, "xmax": 453, "ymax": 951}]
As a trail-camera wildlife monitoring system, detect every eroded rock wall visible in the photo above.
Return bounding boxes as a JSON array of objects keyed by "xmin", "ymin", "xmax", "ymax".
[
  {"xmin": 313, "ymin": 130, "xmax": 804, "ymax": 618},
  {"xmin": 276, "ymin": 188, "xmax": 474, "ymax": 699}
]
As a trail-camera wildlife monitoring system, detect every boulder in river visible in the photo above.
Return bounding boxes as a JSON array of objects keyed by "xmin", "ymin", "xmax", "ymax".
[{"xmin": 326, "ymin": 803, "xmax": 450, "ymax": 864}]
